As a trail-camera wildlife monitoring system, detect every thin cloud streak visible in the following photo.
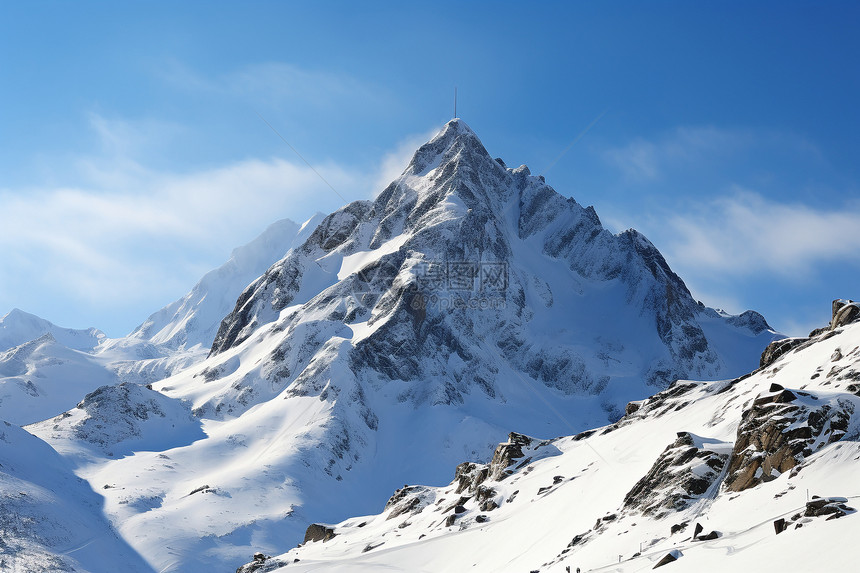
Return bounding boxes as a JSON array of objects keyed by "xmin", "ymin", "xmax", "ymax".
[
  {"xmin": 603, "ymin": 126, "xmax": 824, "ymax": 183},
  {"xmin": 0, "ymin": 115, "xmax": 434, "ymax": 333},
  {"xmin": 370, "ymin": 127, "xmax": 441, "ymax": 197},
  {"xmin": 661, "ymin": 190, "xmax": 860, "ymax": 278},
  {"xmin": 159, "ymin": 60, "xmax": 389, "ymax": 112}
]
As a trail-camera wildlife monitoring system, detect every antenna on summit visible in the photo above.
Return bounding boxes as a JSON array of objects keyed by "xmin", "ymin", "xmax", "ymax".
[{"xmin": 453, "ymin": 87, "xmax": 458, "ymax": 119}]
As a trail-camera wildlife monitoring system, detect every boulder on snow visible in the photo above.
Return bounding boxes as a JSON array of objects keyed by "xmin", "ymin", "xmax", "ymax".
[
  {"xmin": 692, "ymin": 522, "xmax": 703, "ymax": 539},
  {"xmin": 831, "ymin": 299, "xmax": 860, "ymax": 330},
  {"xmin": 773, "ymin": 518, "xmax": 787, "ymax": 535},
  {"xmin": 771, "ymin": 497, "xmax": 855, "ymax": 533},
  {"xmin": 804, "ymin": 496, "xmax": 854, "ymax": 519},
  {"xmin": 303, "ymin": 523, "xmax": 336, "ymax": 543},
  {"xmin": 653, "ymin": 550, "xmax": 681, "ymax": 568},
  {"xmin": 625, "ymin": 400, "xmax": 642, "ymax": 415},
  {"xmin": 235, "ymin": 553, "xmax": 284, "ymax": 573},
  {"xmin": 695, "ymin": 530, "xmax": 721, "ymax": 541},
  {"xmin": 670, "ymin": 522, "xmax": 688, "ymax": 535}
]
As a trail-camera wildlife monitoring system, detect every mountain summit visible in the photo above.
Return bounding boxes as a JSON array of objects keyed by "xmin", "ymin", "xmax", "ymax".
[{"xmin": 29, "ymin": 120, "xmax": 779, "ymax": 572}]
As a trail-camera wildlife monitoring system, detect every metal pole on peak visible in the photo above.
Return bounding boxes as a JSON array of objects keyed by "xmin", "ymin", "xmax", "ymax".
[{"xmin": 454, "ymin": 86, "xmax": 457, "ymax": 119}]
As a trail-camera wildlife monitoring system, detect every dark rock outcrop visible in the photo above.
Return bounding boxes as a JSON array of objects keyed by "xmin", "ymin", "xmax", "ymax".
[
  {"xmin": 831, "ymin": 299, "xmax": 860, "ymax": 330},
  {"xmin": 235, "ymin": 553, "xmax": 285, "ymax": 573},
  {"xmin": 761, "ymin": 299, "xmax": 858, "ymax": 368},
  {"xmin": 624, "ymin": 432, "xmax": 728, "ymax": 517},
  {"xmin": 303, "ymin": 523, "xmax": 336, "ymax": 544},
  {"xmin": 773, "ymin": 517, "xmax": 787, "ymax": 535},
  {"xmin": 653, "ymin": 550, "xmax": 681, "ymax": 568},
  {"xmin": 804, "ymin": 496, "xmax": 855, "ymax": 519},
  {"xmin": 694, "ymin": 530, "xmax": 720, "ymax": 541},
  {"xmin": 760, "ymin": 337, "xmax": 808, "ymax": 369},
  {"xmin": 489, "ymin": 432, "xmax": 536, "ymax": 480},
  {"xmin": 383, "ymin": 485, "xmax": 434, "ymax": 520},
  {"xmin": 773, "ymin": 496, "xmax": 855, "ymax": 534},
  {"xmin": 725, "ymin": 389, "xmax": 854, "ymax": 492}
]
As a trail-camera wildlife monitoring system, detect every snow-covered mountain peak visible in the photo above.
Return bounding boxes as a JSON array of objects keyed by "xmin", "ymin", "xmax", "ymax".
[
  {"xmin": 403, "ymin": 118, "xmax": 493, "ymax": 177},
  {"xmin": 10, "ymin": 120, "xmax": 786, "ymax": 573}
]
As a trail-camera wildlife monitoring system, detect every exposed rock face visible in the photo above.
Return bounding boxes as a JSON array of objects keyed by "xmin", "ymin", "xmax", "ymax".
[
  {"xmin": 831, "ymin": 299, "xmax": 860, "ymax": 330},
  {"xmin": 383, "ymin": 485, "xmax": 435, "ymax": 521},
  {"xmin": 760, "ymin": 337, "xmax": 809, "ymax": 369},
  {"xmin": 488, "ymin": 432, "xmax": 541, "ymax": 480},
  {"xmin": 653, "ymin": 550, "xmax": 681, "ymax": 568},
  {"xmin": 762, "ymin": 299, "xmax": 859, "ymax": 368},
  {"xmin": 373, "ymin": 432, "xmax": 562, "ymax": 538},
  {"xmin": 623, "ymin": 432, "xmax": 729, "ymax": 518},
  {"xmin": 773, "ymin": 496, "xmax": 856, "ymax": 535},
  {"xmin": 235, "ymin": 552, "xmax": 281, "ymax": 573},
  {"xmin": 724, "ymin": 388, "xmax": 854, "ymax": 492},
  {"xmin": 303, "ymin": 523, "xmax": 336, "ymax": 543},
  {"xmin": 235, "ymin": 553, "xmax": 287, "ymax": 573}
]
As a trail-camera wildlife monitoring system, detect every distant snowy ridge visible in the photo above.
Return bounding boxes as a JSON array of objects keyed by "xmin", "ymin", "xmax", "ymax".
[
  {"xmin": 0, "ymin": 215, "xmax": 318, "ymax": 425},
  {"xmin": 0, "ymin": 308, "xmax": 105, "ymax": 352},
  {"xmin": 127, "ymin": 215, "xmax": 323, "ymax": 351}
]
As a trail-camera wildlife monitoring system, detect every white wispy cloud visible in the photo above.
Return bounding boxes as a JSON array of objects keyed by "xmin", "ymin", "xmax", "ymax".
[
  {"xmin": 603, "ymin": 126, "xmax": 823, "ymax": 182},
  {"xmin": 659, "ymin": 189, "xmax": 860, "ymax": 278},
  {"xmin": 159, "ymin": 59, "xmax": 391, "ymax": 113},
  {"xmin": 0, "ymin": 159, "xmax": 352, "ymax": 305},
  {"xmin": 0, "ymin": 111, "xmax": 436, "ymax": 332},
  {"xmin": 370, "ymin": 126, "xmax": 442, "ymax": 196}
]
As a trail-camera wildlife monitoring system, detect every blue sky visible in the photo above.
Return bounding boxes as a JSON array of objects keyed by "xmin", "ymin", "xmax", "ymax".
[{"xmin": 1, "ymin": 1, "xmax": 858, "ymax": 337}]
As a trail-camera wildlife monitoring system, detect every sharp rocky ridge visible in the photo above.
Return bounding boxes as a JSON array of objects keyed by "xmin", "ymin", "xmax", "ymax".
[{"xmin": 8, "ymin": 119, "xmax": 781, "ymax": 572}]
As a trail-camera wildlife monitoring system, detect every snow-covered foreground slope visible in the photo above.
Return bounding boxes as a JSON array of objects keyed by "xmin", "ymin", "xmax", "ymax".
[
  {"xmin": 257, "ymin": 306, "xmax": 860, "ymax": 573},
  {"xmin": 0, "ymin": 216, "xmax": 316, "ymax": 426},
  {"xmin": 0, "ymin": 419, "xmax": 154, "ymax": 572},
  {"xmin": 27, "ymin": 120, "xmax": 780, "ymax": 573}
]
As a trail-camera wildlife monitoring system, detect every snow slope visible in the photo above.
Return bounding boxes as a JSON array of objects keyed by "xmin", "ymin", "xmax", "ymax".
[
  {"xmin": 29, "ymin": 120, "xmax": 781, "ymax": 573},
  {"xmin": 0, "ymin": 419, "xmax": 154, "ymax": 572},
  {"xmin": 257, "ymin": 311, "xmax": 860, "ymax": 573},
  {"xmin": 0, "ymin": 334, "xmax": 118, "ymax": 426}
]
